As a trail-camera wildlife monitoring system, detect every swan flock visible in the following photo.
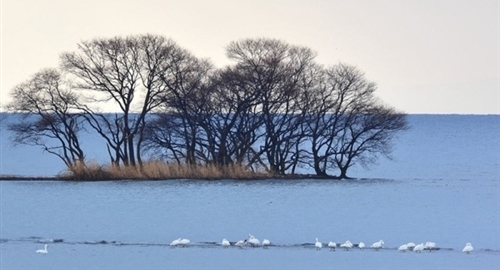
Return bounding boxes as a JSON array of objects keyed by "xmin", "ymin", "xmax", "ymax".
[
  {"xmin": 35, "ymin": 237, "xmax": 475, "ymax": 255},
  {"xmin": 163, "ymin": 236, "xmax": 473, "ymax": 255}
]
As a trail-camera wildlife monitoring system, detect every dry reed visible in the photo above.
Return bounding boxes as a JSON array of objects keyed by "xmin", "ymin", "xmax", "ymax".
[{"xmin": 62, "ymin": 160, "xmax": 271, "ymax": 181}]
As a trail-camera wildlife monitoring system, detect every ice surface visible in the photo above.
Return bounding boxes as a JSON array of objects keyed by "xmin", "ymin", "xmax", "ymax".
[
  {"xmin": 1, "ymin": 114, "xmax": 499, "ymax": 269},
  {"xmin": 0, "ymin": 178, "xmax": 498, "ymax": 269}
]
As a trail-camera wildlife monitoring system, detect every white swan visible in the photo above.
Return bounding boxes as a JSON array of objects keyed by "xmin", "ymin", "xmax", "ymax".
[
  {"xmin": 36, "ymin": 244, "xmax": 48, "ymax": 254},
  {"xmin": 328, "ymin": 241, "xmax": 336, "ymax": 251},
  {"xmin": 414, "ymin": 243, "xmax": 425, "ymax": 253},
  {"xmin": 371, "ymin": 240, "xmax": 384, "ymax": 250},
  {"xmin": 170, "ymin": 238, "xmax": 181, "ymax": 246},
  {"xmin": 248, "ymin": 235, "xmax": 260, "ymax": 247},
  {"xmin": 358, "ymin": 242, "xmax": 365, "ymax": 249},
  {"xmin": 398, "ymin": 244, "xmax": 408, "ymax": 252},
  {"xmin": 262, "ymin": 239, "xmax": 270, "ymax": 248},
  {"xmin": 222, "ymin": 238, "xmax": 230, "ymax": 247},
  {"xmin": 424, "ymin": 241, "xmax": 436, "ymax": 251},
  {"xmin": 179, "ymin": 238, "xmax": 190, "ymax": 246},
  {"xmin": 235, "ymin": 239, "xmax": 247, "ymax": 247},
  {"xmin": 340, "ymin": 240, "xmax": 353, "ymax": 251},
  {"xmin": 315, "ymin": 238, "xmax": 322, "ymax": 250},
  {"xmin": 406, "ymin": 242, "xmax": 416, "ymax": 250},
  {"xmin": 462, "ymin": 242, "xmax": 473, "ymax": 254}
]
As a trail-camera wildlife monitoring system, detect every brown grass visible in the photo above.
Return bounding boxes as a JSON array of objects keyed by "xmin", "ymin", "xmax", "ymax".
[{"xmin": 62, "ymin": 160, "xmax": 272, "ymax": 181}]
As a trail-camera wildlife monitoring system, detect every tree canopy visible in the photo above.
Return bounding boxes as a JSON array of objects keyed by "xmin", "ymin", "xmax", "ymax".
[{"xmin": 6, "ymin": 34, "xmax": 409, "ymax": 179}]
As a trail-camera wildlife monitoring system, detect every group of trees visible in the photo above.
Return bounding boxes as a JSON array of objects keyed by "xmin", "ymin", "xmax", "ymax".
[{"xmin": 6, "ymin": 34, "xmax": 408, "ymax": 179}]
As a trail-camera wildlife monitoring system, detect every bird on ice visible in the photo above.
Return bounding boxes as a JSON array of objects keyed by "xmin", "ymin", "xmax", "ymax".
[
  {"xmin": 398, "ymin": 244, "xmax": 408, "ymax": 252},
  {"xmin": 406, "ymin": 242, "xmax": 416, "ymax": 250},
  {"xmin": 247, "ymin": 235, "xmax": 260, "ymax": 247},
  {"xmin": 36, "ymin": 244, "xmax": 48, "ymax": 254},
  {"xmin": 328, "ymin": 241, "xmax": 337, "ymax": 251},
  {"xmin": 424, "ymin": 241, "xmax": 436, "ymax": 251},
  {"xmin": 170, "ymin": 238, "xmax": 181, "ymax": 246},
  {"xmin": 221, "ymin": 238, "xmax": 230, "ymax": 247},
  {"xmin": 371, "ymin": 240, "xmax": 384, "ymax": 250},
  {"xmin": 262, "ymin": 239, "xmax": 271, "ymax": 248},
  {"xmin": 414, "ymin": 243, "xmax": 425, "ymax": 253},
  {"xmin": 179, "ymin": 238, "xmax": 190, "ymax": 246},
  {"xmin": 315, "ymin": 238, "xmax": 322, "ymax": 250},
  {"xmin": 340, "ymin": 240, "xmax": 353, "ymax": 251},
  {"xmin": 235, "ymin": 239, "xmax": 247, "ymax": 247},
  {"xmin": 462, "ymin": 243, "xmax": 473, "ymax": 254},
  {"xmin": 358, "ymin": 242, "xmax": 365, "ymax": 249}
]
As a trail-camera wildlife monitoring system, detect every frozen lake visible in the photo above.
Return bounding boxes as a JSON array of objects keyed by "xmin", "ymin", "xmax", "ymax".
[
  {"xmin": 1, "ymin": 178, "xmax": 499, "ymax": 269},
  {"xmin": 1, "ymin": 115, "xmax": 499, "ymax": 269}
]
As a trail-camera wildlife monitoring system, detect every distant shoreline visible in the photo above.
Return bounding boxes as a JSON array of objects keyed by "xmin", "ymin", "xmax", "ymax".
[
  {"xmin": 0, "ymin": 174, "xmax": 343, "ymax": 181},
  {"xmin": 0, "ymin": 175, "xmax": 62, "ymax": 181}
]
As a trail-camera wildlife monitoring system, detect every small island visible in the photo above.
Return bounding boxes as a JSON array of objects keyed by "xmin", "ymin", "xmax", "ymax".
[{"xmin": 3, "ymin": 36, "xmax": 408, "ymax": 181}]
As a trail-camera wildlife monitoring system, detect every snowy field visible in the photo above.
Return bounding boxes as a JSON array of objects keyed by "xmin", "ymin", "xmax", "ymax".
[{"xmin": 1, "ymin": 115, "xmax": 499, "ymax": 269}]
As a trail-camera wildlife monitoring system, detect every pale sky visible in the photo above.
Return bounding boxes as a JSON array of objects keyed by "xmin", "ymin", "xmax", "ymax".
[{"xmin": 1, "ymin": 0, "xmax": 499, "ymax": 114}]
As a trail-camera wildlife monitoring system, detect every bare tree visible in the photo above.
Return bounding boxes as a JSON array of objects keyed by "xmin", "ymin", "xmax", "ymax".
[
  {"xmin": 225, "ymin": 38, "xmax": 317, "ymax": 174},
  {"xmin": 61, "ymin": 34, "xmax": 197, "ymax": 167},
  {"xmin": 142, "ymin": 113, "xmax": 187, "ymax": 163},
  {"xmin": 156, "ymin": 50, "xmax": 214, "ymax": 165},
  {"xmin": 140, "ymin": 46, "xmax": 214, "ymax": 165},
  {"xmin": 5, "ymin": 34, "xmax": 409, "ymax": 180},
  {"xmin": 303, "ymin": 63, "xmax": 409, "ymax": 178},
  {"xmin": 331, "ymin": 104, "xmax": 408, "ymax": 179},
  {"xmin": 200, "ymin": 66, "xmax": 265, "ymax": 167},
  {"xmin": 6, "ymin": 68, "xmax": 85, "ymax": 168}
]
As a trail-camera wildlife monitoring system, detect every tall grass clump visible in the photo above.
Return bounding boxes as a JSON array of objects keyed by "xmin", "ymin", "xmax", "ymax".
[
  {"xmin": 62, "ymin": 161, "xmax": 113, "ymax": 181},
  {"xmin": 62, "ymin": 160, "xmax": 272, "ymax": 181}
]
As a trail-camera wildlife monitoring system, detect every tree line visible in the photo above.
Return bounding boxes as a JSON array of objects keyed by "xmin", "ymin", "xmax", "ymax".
[{"xmin": 5, "ymin": 34, "xmax": 408, "ymax": 179}]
